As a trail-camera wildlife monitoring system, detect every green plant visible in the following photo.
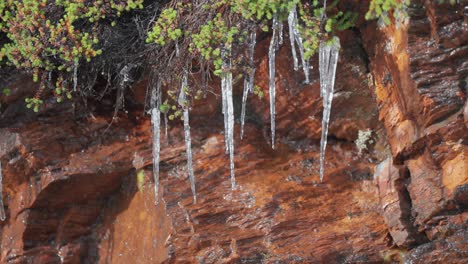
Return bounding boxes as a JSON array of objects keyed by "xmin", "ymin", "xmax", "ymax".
[
  {"xmin": 0, "ymin": 0, "xmax": 144, "ymax": 111},
  {"xmin": 146, "ymin": 7, "xmax": 182, "ymax": 46},
  {"xmin": 137, "ymin": 169, "xmax": 145, "ymax": 192},
  {"xmin": 230, "ymin": 0, "xmax": 299, "ymax": 21},
  {"xmin": 365, "ymin": 0, "xmax": 410, "ymax": 25},
  {"xmin": 24, "ymin": 97, "xmax": 43, "ymax": 113},
  {"xmin": 191, "ymin": 14, "xmax": 239, "ymax": 75},
  {"xmin": 1, "ymin": 88, "xmax": 11, "ymax": 96}
]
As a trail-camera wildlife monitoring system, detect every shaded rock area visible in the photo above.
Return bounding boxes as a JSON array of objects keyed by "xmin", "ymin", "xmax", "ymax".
[{"xmin": 1, "ymin": 2, "xmax": 467, "ymax": 263}]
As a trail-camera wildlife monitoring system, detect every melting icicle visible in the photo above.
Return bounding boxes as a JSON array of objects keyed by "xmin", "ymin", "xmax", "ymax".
[
  {"xmin": 269, "ymin": 15, "xmax": 279, "ymax": 149},
  {"xmin": 318, "ymin": 37, "xmax": 340, "ymax": 182},
  {"xmin": 164, "ymin": 113, "xmax": 168, "ymax": 139},
  {"xmin": 221, "ymin": 47, "xmax": 236, "ymax": 189},
  {"xmin": 0, "ymin": 160, "xmax": 5, "ymax": 221},
  {"xmin": 221, "ymin": 63, "xmax": 229, "ymax": 154},
  {"xmin": 73, "ymin": 60, "xmax": 78, "ymax": 92},
  {"xmin": 295, "ymin": 29, "xmax": 310, "ymax": 84},
  {"xmin": 175, "ymin": 41, "xmax": 180, "ymax": 57},
  {"xmin": 241, "ymin": 78, "xmax": 250, "ymax": 140},
  {"xmin": 179, "ymin": 72, "xmax": 197, "ymax": 203},
  {"xmin": 288, "ymin": 7, "xmax": 299, "ymax": 71},
  {"xmin": 240, "ymin": 31, "xmax": 256, "ymax": 140},
  {"xmin": 150, "ymin": 78, "xmax": 162, "ymax": 204},
  {"xmin": 288, "ymin": 5, "xmax": 310, "ymax": 83},
  {"xmin": 278, "ymin": 21, "xmax": 284, "ymax": 46}
]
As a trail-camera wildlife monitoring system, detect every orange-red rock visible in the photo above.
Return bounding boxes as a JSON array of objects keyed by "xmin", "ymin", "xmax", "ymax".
[{"xmin": 1, "ymin": 2, "xmax": 467, "ymax": 263}]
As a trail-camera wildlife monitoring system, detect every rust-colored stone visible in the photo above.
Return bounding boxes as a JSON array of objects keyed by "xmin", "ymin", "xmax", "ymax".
[
  {"xmin": 374, "ymin": 157, "xmax": 425, "ymax": 247},
  {"xmin": 1, "ymin": 2, "xmax": 467, "ymax": 263}
]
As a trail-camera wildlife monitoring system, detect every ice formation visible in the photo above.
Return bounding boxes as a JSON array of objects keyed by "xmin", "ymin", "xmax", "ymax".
[
  {"xmin": 318, "ymin": 37, "xmax": 340, "ymax": 182},
  {"xmin": 179, "ymin": 72, "xmax": 197, "ymax": 203},
  {"xmin": 288, "ymin": 5, "xmax": 310, "ymax": 83},
  {"xmin": 151, "ymin": 78, "xmax": 162, "ymax": 204},
  {"xmin": 240, "ymin": 31, "xmax": 256, "ymax": 140},
  {"xmin": 269, "ymin": 15, "xmax": 279, "ymax": 149},
  {"xmin": 0, "ymin": 160, "xmax": 5, "ymax": 221},
  {"xmin": 221, "ymin": 48, "xmax": 236, "ymax": 189}
]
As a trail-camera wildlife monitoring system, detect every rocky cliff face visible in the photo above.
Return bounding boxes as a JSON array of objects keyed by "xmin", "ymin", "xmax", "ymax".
[{"xmin": 0, "ymin": 2, "xmax": 466, "ymax": 263}]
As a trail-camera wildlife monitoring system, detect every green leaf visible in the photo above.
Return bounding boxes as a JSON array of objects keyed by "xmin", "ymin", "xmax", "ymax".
[{"xmin": 2, "ymin": 88, "xmax": 11, "ymax": 96}]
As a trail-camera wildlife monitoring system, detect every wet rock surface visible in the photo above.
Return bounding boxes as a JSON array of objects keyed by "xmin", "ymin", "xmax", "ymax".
[{"xmin": 1, "ymin": 2, "xmax": 467, "ymax": 263}]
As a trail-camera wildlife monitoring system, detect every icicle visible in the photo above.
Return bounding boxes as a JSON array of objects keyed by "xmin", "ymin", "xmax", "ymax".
[
  {"xmin": 288, "ymin": 7, "xmax": 299, "ymax": 71},
  {"xmin": 278, "ymin": 21, "xmax": 284, "ymax": 46},
  {"xmin": 221, "ymin": 63, "xmax": 229, "ymax": 154},
  {"xmin": 288, "ymin": 5, "xmax": 310, "ymax": 83},
  {"xmin": 269, "ymin": 15, "xmax": 279, "ymax": 149},
  {"xmin": 295, "ymin": 31, "xmax": 310, "ymax": 84},
  {"xmin": 175, "ymin": 41, "xmax": 180, "ymax": 57},
  {"xmin": 73, "ymin": 60, "xmax": 78, "ymax": 92},
  {"xmin": 151, "ymin": 78, "xmax": 162, "ymax": 204},
  {"xmin": 179, "ymin": 72, "xmax": 197, "ymax": 203},
  {"xmin": 164, "ymin": 113, "xmax": 168, "ymax": 139},
  {"xmin": 240, "ymin": 31, "xmax": 256, "ymax": 140},
  {"xmin": 0, "ymin": 160, "xmax": 5, "ymax": 221},
  {"xmin": 241, "ymin": 78, "xmax": 250, "ymax": 140},
  {"xmin": 318, "ymin": 37, "xmax": 340, "ymax": 183},
  {"xmin": 221, "ymin": 47, "xmax": 236, "ymax": 189}
]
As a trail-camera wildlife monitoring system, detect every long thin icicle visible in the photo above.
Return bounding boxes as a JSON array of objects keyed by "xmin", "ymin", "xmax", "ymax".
[
  {"xmin": 0, "ymin": 160, "xmax": 5, "ymax": 221},
  {"xmin": 269, "ymin": 15, "xmax": 279, "ymax": 149},
  {"xmin": 288, "ymin": 5, "xmax": 310, "ymax": 83},
  {"xmin": 221, "ymin": 62, "xmax": 229, "ymax": 154},
  {"xmin": 295, "ymin": 30, "xmax": 310, "ymax": 84},
  {"xmin": 288, "ymin": 7, "xmax": 299, "ymax": 71},
  {"xmin": 318, "ymin": 37, "xmax": 340, "ymax": 182},
  {"xmin": 221, "ymin": 47, "xmax": 236, "ymax": 189},
  {"xmin": 73, "ymin": 60, "xmax": 78, "ymax": 92},
  {"xmin": 164, "ymin": 112, "xmax": 168, "ymax": 139},
  {"xmin": 278, "ymin": 21, "xmax": 284, "ymax": 46},
  {"xmin": 240, "ymin": 31, "xmax": 256, "ymax": 140},
  {"xmin": 151, "ymin": 78, "xmax": 162, "ymax": 204},
  {"xmin": 179, "ymin": 72, "xmax": 197, "ymax": 203}
]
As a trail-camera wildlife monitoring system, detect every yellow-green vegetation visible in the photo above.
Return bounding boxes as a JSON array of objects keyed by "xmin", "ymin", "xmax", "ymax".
[
  {"xmin": 191, "ymin": 14, "xmax": 239, "ymax": 75},
  {"xmin": 0, "ymin": 0, "xmax": 143, "ymax": 75},
  {"xmin": 0, "ymin": 0, "xmax": 143, "ymax": 110},
  {"xmin": 229, "ymin": 0, "xmax": 299, "ymax": 21},
  {"xmin": 0, "ymin": 0, "xmax": 457, "ymax": 113},
  {"xmin": 137, "ymin": 169, "xmax": 145, "ymax": 193},
  {"xmin": 365, "ymin": 0, "xmax": 410, "ymax": 25},
  {"xmin": 146, "ymin": 7, "xmax": 182, "ymax": 46}
]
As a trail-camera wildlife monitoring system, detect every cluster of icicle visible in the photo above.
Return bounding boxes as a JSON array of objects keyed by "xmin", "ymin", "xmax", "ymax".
[
  {"xmin": 150, "ymin": 3, "xmax": 340, "ymax": 204},
  {"xmin": 267, "ymin": 6, "xmax": 312, "ymax": 149},
  {"xmin": 0, "ymin": 160, "xmax": 5, "ymax": 221}
]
